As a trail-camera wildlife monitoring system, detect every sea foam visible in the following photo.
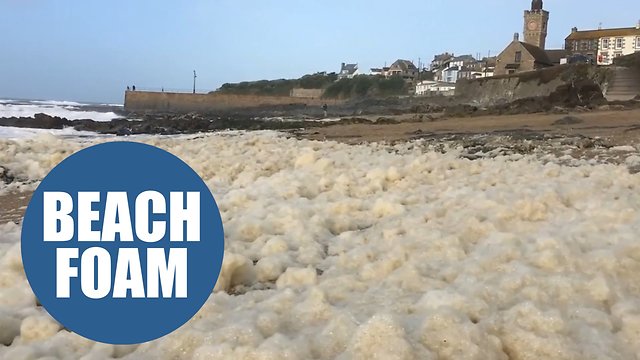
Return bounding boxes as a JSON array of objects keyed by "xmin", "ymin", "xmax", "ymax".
[
  {"xmin": 0, "ymin": 131, "xmax": 639, "ymax": 359},
  {"xmin": 0, "ymin": 100, "xmax": 122, "ymax": 122}
]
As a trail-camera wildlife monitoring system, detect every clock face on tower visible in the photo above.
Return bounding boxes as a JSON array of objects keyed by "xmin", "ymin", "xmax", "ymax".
[{"xmin": 528, "ymin": 21, "xmax": 538, "ymax": 31}]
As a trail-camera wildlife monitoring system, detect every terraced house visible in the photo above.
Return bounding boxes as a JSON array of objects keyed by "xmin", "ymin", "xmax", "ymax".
[{"xmin": 565, "ymin": 23, "xmax": 640, "ymax": 65}]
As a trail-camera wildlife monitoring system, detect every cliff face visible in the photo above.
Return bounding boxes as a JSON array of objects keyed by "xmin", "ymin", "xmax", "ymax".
[{"xmin": 455, "ymin": 64, "xmax": 612, "ymax": 106}]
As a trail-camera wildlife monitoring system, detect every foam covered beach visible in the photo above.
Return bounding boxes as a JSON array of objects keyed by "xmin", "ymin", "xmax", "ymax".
[{"xmin": 1, "ymin": 131, "xmax": 640, "ymax": 359}]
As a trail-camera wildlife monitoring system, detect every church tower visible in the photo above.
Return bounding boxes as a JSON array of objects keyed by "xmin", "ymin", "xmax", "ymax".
[{"xmin": 523, "ymin": 0, "xmax": 549, "ymax": 49}]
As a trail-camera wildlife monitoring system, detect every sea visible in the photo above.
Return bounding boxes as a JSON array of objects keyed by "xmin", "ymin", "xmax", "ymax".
[{"xmin": 0, "ymin": 98, "xmax": 125, "ymax": 139}]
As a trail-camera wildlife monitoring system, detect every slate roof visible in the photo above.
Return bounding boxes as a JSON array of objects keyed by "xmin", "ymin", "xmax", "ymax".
[
  {"xmin": 451, "ymin": 55, "xmax": 476, "ymax": 63},
  {"xmin": 433, "ymin": 53, "xmax": 454, "ymax": 62},
  {"xmin": 545, "ymin": 49, "xmax": 570, "ymax": 64},
  {"xmin": 519, "ymin": 42, "xmax": 552, "ymax": 65},
  {"xmin": 566, "ymin": 27, "xmax": 640, "ymax": 41},
  {"xmin": 390, "ymin": 59, "xmax": 417, "ymax": 71},
  {"xmin": 340, "ymin": 63, "xmax": 358, "ymax": 75}
]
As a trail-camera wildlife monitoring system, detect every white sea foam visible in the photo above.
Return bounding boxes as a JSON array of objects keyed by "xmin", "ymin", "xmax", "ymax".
[
  {"xmin": 0, "ymin": 103, "xmax": 122, "ymax": 122},
  {"xmin": 30, "ymin": 100, "xmax": 84, "ymax": 107},
  {"xmin": 1, "ymin": 132, "xmax": 640, "ymax": 359},
  {"xmin": 0, "ymin": 126, "xmax": 111, "ymax": 140}
]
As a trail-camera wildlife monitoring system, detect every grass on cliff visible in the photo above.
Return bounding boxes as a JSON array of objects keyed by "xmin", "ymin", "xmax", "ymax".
[
  {"xmin": 322, "ymin": 75, "xmax": 408, "ymax": 99},
  {"xmin": 215, "ymin": 73, "xmax": 338, "ymax": 96},
  {"xmin": 214, "ymin": 72, "xmax": 409, "ymax": 99}
]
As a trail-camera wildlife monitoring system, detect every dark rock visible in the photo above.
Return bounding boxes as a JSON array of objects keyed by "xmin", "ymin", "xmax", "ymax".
[
  {"xmin": 553, "ymin": 116, "xmax": 584, "ymax": 125},
  {"xmin": 0, "ymin": 113, "xmax": 70, "ymax": 129},
  {"xmin": 115, "ymin": 128, "xmax": 132, "ymax": 136},
  {"xmin": 551, "ymin": 106, "xmax": 569, "ymax": 114},
  {"xmin": 375, "ymin": 117, "xmax": 399, "ymax": 124},
  {"xmin": 0, "ymin": 166, "xmax": 14, "ymax": 184}
]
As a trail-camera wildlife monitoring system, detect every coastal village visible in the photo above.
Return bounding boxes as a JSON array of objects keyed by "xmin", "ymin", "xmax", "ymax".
[
  {"xmin": 121, "ymin": 0, "xmax": 640, "ymax": 115},
  {"xmin": 336, "ymin": 0, "xmax": 640, "ymax": 98}
]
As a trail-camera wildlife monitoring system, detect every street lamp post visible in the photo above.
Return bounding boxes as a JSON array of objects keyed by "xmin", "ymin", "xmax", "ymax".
[{"xmin": 193, "ymin": 70, "xmax": 197, "ymax": 94}]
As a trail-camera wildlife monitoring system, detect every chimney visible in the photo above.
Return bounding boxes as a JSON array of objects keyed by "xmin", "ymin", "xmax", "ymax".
[
  {"xmin": 598, "ymin": 22, "xmax": 602, "ymax": 30},
  {"xmin": 514, "ymin": 33, "xmax": 520, "ymax": 41},
  {"xmin": 636, "ymin": 20, "xmax": 640, "ymax": 29},
  {"xmin": 571, "ymin": 27, "xmax": 578, "ymax": 33}
]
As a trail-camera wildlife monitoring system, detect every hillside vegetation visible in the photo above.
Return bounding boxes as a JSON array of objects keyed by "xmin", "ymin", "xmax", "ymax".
[
  {"xmin": 213, "ymin": 73, "xmax": 410, "ymax": 99},
  {"xmin": 322, "ymin": 75, "xmax": 407, "ymax": 99},
  {"xmin": 214, "ymin": 73, "xmax": 338, "ymax": 96}
]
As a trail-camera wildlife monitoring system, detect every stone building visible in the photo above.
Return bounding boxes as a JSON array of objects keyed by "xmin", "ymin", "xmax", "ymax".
[
  {"xmin": 495, "ymin": 0, "xmax": 563, "ymax": 75},
  {"xmin": 495, "ymin": 34, "xmax": 553, "ymax": 76},
  {"xmin": 565, "ymin": 24, "xmax": 640, "ymax": 65},
  {"xmin": 523, "ymin": 0, "xmax": 549, "ymax": 49},
  {"xmin": 387, "ymin": 60, "xmax": 418, "ymax": 81}
]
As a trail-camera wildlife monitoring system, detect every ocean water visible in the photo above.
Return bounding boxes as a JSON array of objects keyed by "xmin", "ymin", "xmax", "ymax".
[
  {"xmin": 0, "ymin": 99, "xmax": 124, "ymax": 139},
  {"xmin": 1, "ymin": 131, "xmax": 640, "ymax": 359}
]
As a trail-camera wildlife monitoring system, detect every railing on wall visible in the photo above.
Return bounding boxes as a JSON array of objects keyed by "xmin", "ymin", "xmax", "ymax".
[{"xmin": 124, "ymin": 87, "xmax": 213, "ymax": 94}]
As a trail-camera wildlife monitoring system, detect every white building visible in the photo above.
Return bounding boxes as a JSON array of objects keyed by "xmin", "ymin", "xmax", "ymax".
[
  {"xmin": 338, "ymin": 63, "xmax": 359, "ymax": 80},
  {"xmin": 597, "ymin": 26, "xmax": 640, "ymax": 65},
  {"xmin": 415, "ymin": 81, "xmax": 456, "ymax": 96}
]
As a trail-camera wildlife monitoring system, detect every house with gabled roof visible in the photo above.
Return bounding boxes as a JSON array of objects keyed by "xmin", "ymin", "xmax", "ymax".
[
  {"xmin": 494, "ymin": 0, "xmax": 567, "ymax": 76},
  {"xmin": 387, "ymin": 59, "xmax": 418, "ymax": 81},
  {"xmin": 370, "ymin": 67, "xmax": 390, "ymax": 77},
  {"xmin": 430, "ymin": 53, "xmax": 454, "ymax": 71},
  {"xmin": 495, "ymin": 34, "xmax": 553, "ymax": 76},
  {"xmin": 565, "ymin": 24, "xmax": 640, "ymax": 65},
  {"xmin": 338, "ymin": 63, "xmax": 359, "ymax": 80}
]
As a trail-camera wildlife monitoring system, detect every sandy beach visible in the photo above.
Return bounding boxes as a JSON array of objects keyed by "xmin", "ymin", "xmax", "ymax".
[
  {"xmin": 3, "ymin": 108, "xmax": 640, "ymax": 224},
  {"xmin": 297, "ymin": 108, "xmax": 640, "ymax": 145},
  {"xmin": 2, "ymin": 108, "xmax": 640, "ymax": 358}
]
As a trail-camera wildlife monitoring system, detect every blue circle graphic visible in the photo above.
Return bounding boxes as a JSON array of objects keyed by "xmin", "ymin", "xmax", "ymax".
[{"xmin": 21, "ymin": 142, "xmax": 224, "ymax": 344}]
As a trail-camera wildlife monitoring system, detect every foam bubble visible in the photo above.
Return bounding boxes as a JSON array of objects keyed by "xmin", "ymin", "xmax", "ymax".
[{"xmin": 0, "ymin": 131, "xmax": 639, "ymax": 358}]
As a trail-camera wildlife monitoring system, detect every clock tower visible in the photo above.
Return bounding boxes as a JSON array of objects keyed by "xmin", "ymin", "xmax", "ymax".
[{"xmin": 523, "ymin": 0, "xmax": 549, "ymax": 49}]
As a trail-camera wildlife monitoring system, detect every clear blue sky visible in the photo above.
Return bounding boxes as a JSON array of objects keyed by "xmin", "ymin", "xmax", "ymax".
[{"xmin": 1, "ymin": 0, "xmax": 639, "ymax": 103}]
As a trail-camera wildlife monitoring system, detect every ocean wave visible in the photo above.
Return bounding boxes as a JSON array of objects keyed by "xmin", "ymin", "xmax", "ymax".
[
  {"xmin": 0, "ymin": 103, "xmax": 122, "ymax": 122},
  {"xmin": 30, "ymin": 100, "xmax": 84, "ymax": 107},
  {"xmin": 0, "ymin": 126, "xmax": 113, "ymax": 140}
]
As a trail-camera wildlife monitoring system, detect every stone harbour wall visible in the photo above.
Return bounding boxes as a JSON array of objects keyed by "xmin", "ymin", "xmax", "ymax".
[{"xmin": 124, "ymin": 91, "xmax": 341, "ymax": 113}]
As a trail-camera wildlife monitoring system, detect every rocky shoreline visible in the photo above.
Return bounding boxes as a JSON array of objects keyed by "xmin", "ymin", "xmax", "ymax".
[{"xmin": 1, "ymin": 77, "xmax": 639, "ymax": 136}]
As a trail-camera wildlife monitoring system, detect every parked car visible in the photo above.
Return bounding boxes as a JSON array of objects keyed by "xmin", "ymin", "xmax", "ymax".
[{"xmin": 567, "ymin": 54, "xmax": 595, "ymax": 64}]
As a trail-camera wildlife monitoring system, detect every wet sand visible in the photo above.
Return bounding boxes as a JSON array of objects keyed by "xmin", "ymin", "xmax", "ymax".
[
  {"xmin": 0, "ymin": 191, "xmax": 31, "ymax": 224},
  {"xmin": 296, "ymin": 108, "xmax": 640, "ymax": 146}
]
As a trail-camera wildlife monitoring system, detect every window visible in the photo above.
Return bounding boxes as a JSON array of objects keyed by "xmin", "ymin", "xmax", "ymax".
[
  {"xmin": 616, "ymin": 37, "xmax": 624, "ymax": 49},
  {"xmin": 602, "ymin": 38, "xmax": 609, "ymax": 49},
  {"xmin": 508, "ymin": 69, "xmax": 516, "ymax": 75},
  {"xmin": 515, "ymin": 51, "xmax": 522, "ymax": 63},
  {"xmin": 636, "ymin": 37, "xmax": 640, "ymax": 49}
]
